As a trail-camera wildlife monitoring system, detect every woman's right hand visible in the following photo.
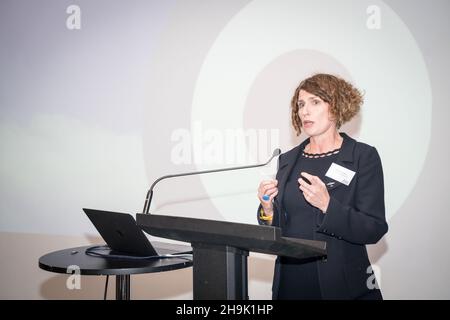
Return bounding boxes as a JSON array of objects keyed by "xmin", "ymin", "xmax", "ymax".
[{"xmin": 257, "ymin": 179, "xmax": 278, "ymax": 215}]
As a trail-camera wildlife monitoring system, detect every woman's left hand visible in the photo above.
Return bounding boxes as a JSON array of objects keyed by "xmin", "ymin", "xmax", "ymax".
[{"xmin": 298, "ymin": 172, "xmax": 330, "ymax": 213}]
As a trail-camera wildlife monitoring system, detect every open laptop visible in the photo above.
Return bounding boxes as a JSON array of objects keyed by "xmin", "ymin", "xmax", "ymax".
[{"xmin": 83, "ymin": 208, "xmax": 191, "ymax": 257}]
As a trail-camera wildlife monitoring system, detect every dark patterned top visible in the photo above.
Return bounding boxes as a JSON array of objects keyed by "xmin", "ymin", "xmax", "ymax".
[{"xmin": 278, "ymin": 148, "xmax": 340, "ymax": 299}]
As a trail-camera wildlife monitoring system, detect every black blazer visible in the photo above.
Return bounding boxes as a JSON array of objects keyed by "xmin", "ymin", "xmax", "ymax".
[{"xmin": 257, "ymin": 132, "xmax": 388, "ymax": 299}]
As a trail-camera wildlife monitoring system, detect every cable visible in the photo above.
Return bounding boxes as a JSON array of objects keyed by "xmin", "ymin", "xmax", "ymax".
[{"xmin": 104, "ymin": 275, "xmax": 109, "ymax": 300}]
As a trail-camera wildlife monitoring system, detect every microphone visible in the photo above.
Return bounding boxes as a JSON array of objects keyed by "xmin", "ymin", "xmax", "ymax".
[{"xmin": 142, "ymin": 148, "xmax": 281, "ymax": 214}]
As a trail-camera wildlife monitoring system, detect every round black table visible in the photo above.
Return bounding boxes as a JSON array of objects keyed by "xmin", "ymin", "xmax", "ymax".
[{"xmin": 39, "ymin": 242, "xmax": 193, "ymax": 300}]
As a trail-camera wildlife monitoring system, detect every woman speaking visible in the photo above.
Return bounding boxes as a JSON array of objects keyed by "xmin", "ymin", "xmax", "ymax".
[{"xmin": 257, "ymin": 73, "xmax": 388, "ymax": 300}]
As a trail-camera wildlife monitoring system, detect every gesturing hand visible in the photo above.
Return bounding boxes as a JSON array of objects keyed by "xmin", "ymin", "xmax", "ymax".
[{"xmin": 298, "ymin": 172, "xmax": 330, "ymax": 213}]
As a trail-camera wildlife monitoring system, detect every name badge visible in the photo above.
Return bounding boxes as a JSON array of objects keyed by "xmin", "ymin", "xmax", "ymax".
[{"xmin": 325, "ymin": 163, "xmax": 355, "ymax": 186}]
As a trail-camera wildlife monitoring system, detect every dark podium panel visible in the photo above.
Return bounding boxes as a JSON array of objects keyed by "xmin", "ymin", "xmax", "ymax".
[{"xmin": 137, "ymin": 214, "xmax": 327, "ymax": 300}]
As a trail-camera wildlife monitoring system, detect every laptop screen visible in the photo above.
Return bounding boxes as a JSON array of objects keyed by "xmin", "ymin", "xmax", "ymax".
[{"xmin": 83, "ymin": 208, "xmax": 158, "ymax": 256}]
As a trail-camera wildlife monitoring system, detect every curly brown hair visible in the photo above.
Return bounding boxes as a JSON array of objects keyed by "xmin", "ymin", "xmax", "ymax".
[{"xmin": 291, "ymin": 74, "xmax": 363, "ymax": 136}]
